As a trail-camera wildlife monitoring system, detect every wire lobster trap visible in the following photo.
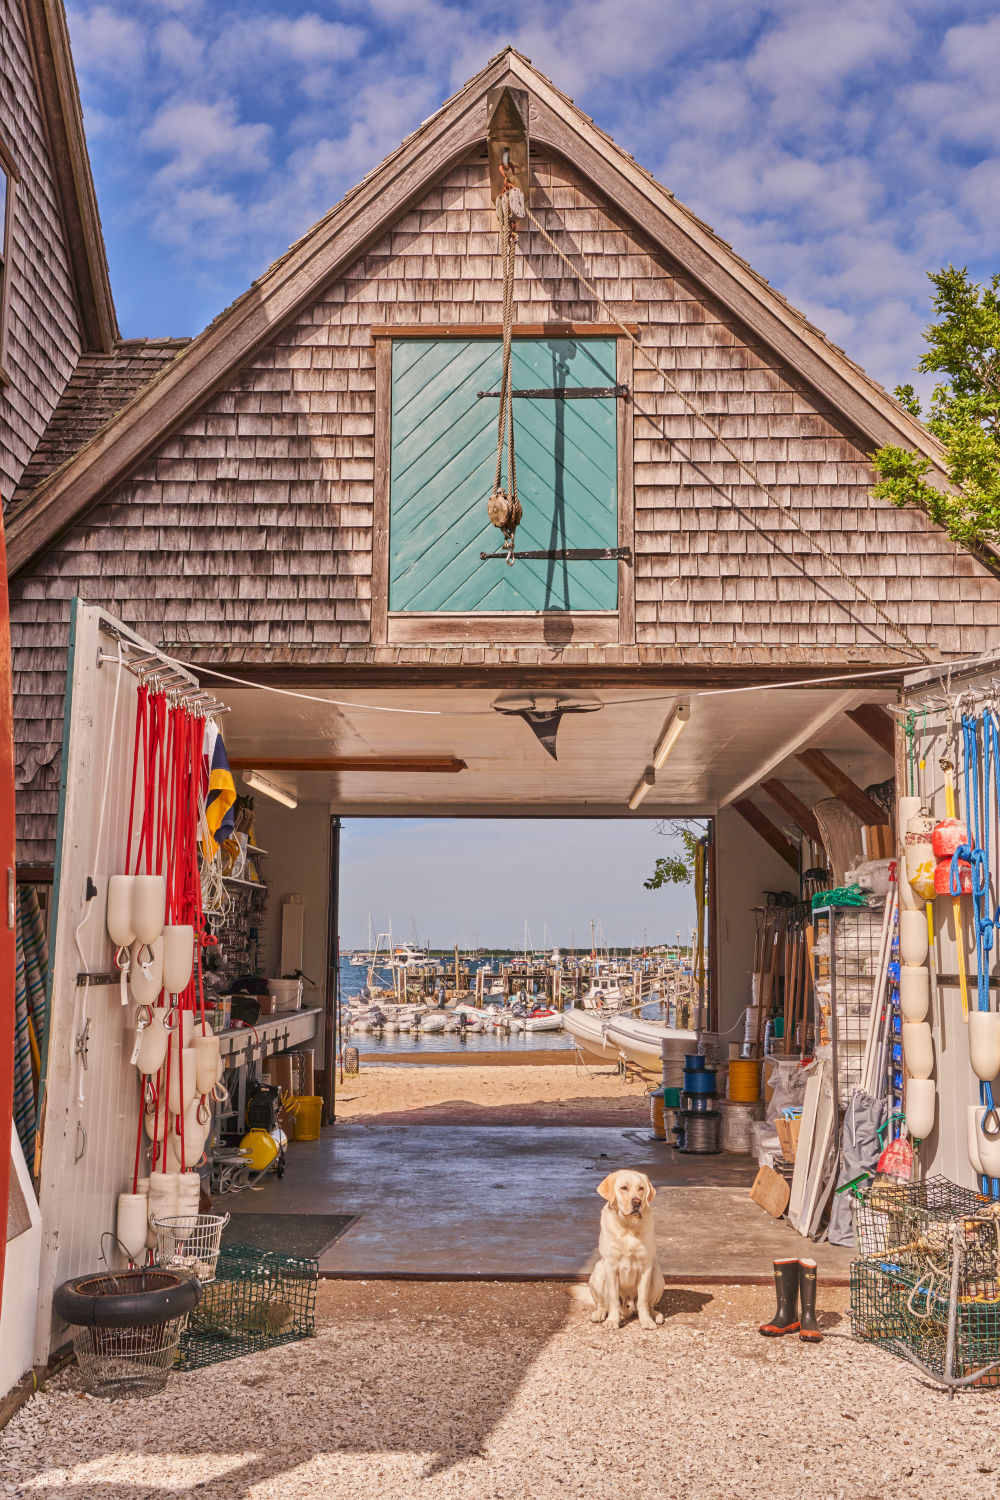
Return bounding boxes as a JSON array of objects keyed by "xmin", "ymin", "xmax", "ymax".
[
  {"xmin": 851, "ymin": 1175, "xmax": 1000, "ymax": 1392},
  {"xmin": 153, "ymin": 1212, "xmax": 230, "ymax": 1283},
  {"xmin": 176, "ymin": 1242, "xmax": 317, "ymax": 1371}
]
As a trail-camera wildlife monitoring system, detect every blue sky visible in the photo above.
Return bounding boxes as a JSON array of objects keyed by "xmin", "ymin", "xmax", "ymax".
[
  {"xmin": 67, "ymin": 0, "xmax": 1000, "ymax": 392},
  {"xmin": 339, "ymin": 819, "xmax": 697, "ymax": 949}
]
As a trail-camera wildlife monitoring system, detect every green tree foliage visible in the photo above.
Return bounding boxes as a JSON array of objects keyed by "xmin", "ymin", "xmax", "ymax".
[
  {"xmin": 871, "ymin": 266, "xmax": 1000, "ymax": 550},
  {"xmin": 644, "ymin": 826, "xmax": 702, "ymax": 889}
]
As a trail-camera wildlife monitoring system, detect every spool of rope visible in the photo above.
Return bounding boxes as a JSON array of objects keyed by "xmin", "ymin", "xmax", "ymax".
[
  {"xmin": 728, "ymin": 1058, "xmax": 761, "ymax": 1103},
  {"xmin": 719, "ymin": 1099, "xmax": 764, "ymax": 1153},
  {"xmin": 680, "ymin": 1112, "xmax": 721, "ymax": 1154}
]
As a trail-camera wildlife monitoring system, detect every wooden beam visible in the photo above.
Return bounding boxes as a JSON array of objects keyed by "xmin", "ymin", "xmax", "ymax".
[
  {"xmin": 731, "ymin": 799, "xmax": 800, "ymax": 873},
  {"xmin": 794, "ymin": 749, "xmax": 888, "ymax": 825},
  {"xmin": 845, "ymin": 704, "xmax": 896, "ymax": 758},
  {"xmin": 486, "ymin": 84, "xmax": 529, "ymax": 202},
  {"xmin": 228, "ymin": 756, "xmax": 466, "ymax": 774},
  {"xmin": 760, "ymin": 779, "xmax": 824, "ymax": 848},
  {"xmin": 370, "ymin": 323, "xmax": 639, "ymax": 339}
]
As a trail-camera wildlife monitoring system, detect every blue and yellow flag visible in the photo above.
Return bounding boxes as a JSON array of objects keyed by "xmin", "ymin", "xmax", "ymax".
[{"xmin": 203, "ymin": 724, "xmax": 237, "ymax": 856}]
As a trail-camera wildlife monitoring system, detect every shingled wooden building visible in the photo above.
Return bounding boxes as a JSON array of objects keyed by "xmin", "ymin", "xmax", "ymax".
[{"xmin": 5, "ymin": 39, "xmax": 1000, "ymax": 1023}]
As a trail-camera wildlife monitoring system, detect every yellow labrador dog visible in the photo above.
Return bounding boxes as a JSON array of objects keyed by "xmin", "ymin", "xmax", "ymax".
[{"xmin": 588, "ymin": 1170, "xmax": 664, "ymax": 1330}]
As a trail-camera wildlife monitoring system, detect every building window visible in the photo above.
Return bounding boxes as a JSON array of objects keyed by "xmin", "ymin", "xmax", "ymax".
[
  {"xmin": 388, "ymin": 336, "xmax": 620, "ymax": 614},
  {"xmin": 0, "ymin": 141, "xmax": 19, "ymax": 381}
]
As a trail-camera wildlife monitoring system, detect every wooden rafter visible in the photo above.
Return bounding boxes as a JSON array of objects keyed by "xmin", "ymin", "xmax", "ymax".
[
  {"xmin": 795, "ymin": 749, "xmax": 888, "ymax": 825},
  {"xmin": 732, "ymin": 798, "xmax": 800, "ymax": 872},
  {"xmin": 228, "ymin": 756, "xmax": 466, "ymax": 774},
  {"xmin": 760, "ymin": 779, "xmax": 824, "ymax": 849},
  {"xmin": 845, "ymin": 704, "xmax": 895, "ymax": 758}
]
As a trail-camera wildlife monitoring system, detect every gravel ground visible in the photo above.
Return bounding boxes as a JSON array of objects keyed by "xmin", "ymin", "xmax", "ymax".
[
  {"xmin": 2, "ymin": 1280, "xmax": 997, "ymax": 1499},
  {"xmin": 336, "ymin": 1062, "xmax": 648, "ymax": 1126}
]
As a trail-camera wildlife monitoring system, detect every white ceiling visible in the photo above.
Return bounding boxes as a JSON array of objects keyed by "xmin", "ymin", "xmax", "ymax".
[{"xmin": 217, "ymin": 682, "xmax": 895, "ymax": 819}]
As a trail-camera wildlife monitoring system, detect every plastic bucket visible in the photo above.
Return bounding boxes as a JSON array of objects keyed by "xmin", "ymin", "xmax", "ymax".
[
  {"xmin": 292, "ymin": 1095, "xmax": 323, "ymax": 1141},
  {"xmin": 646, "ymin": 1086, "xmax": 666, "ymax": 1140}
]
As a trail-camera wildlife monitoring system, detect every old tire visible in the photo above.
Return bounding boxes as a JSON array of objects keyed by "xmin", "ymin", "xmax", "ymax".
[{"xmin": 53, "ymin": 1268, "xmax": 201, "ymax": 1328}]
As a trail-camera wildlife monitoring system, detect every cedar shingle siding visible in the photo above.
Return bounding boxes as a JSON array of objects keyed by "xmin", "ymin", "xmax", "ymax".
[
  {"xmin": 10, "ymin": 154, "xmax": 1000, "ymax": 861},
  {"xmin": 0, "ymin": 0, "xmax": 82, "ymax": 503}
]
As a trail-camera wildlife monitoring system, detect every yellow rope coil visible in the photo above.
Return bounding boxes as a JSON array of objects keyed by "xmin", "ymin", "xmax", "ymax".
[{"xmin": 728, "ymin": 1058, "xmax": 761, "ymax": 1103}]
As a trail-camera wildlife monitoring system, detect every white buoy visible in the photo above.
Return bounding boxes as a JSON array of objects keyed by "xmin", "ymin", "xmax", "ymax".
[
  {"xmin": 136, "ymin": 1005, "xmax": 170, "ymax": 1075},
  {"xmin": 167, "ymin": 1045, "xmax": 197, "ymax": 1114},
  {"xmin": 193, "ymin": 1032, "xmax": 220, "ymax": 1094},
  {"xmin": 977, "ymin": 1115, "xmax": 1000, "ymax": 1178},
  {"xmin": 899, "ymin": 965, "xmax": 930, "ymax": 1022},
  {"xmin": 180, "ymin": 1009, "xmax": 194, "ymax": 1046},
  {"xmin": 968, "ymin": 1105, "xmax": 986, "ymax": 1176},
  {"xmin": 131, "ymin": 875, "xmax": 167, "ymax": 944},
  {"xmin": 901, "ymin": 1021, "xmax": 934, "ymax": 1080},
  {"xmin": 905, "ymin": 1078, "xmax": 935, "ymax": 1140},
  {"xmin": 130, "ymin": 936, "xmax": 164, "ymax": 1004},
  {"xmin": 116, "ymin": 1192, "xmax": 149, "ymax": 1262},
  {"xmin": 106, "ymin": 876, "xmax": 137, "ymax": 947},
  {"xmin": 162, "ymin": 925, "xmax": 195, "ymax": 993},
  {"xmin": 898, "ymin": 910, "xmax": 929, "ymax": 966},
  {"xmin": 897, "ymin": 797, "xmax": 922, "ymax": 909},
  {"xmin": 143, "ymin": 1093, "xmax": 169, "ymax": 1144},
  {"xmin": 968, "ymin": 1011, "xmax": 1000, "ymax": 1082}
]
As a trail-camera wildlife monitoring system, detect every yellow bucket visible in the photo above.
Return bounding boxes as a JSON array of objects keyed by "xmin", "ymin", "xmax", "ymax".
[
  {"xmin": 647, "ymin": 1088, "xmax": 666, "ymax": 1140},
  {"xmin": 291, "ymin": 1094, "xmax": 323, "ymax": 1141}
]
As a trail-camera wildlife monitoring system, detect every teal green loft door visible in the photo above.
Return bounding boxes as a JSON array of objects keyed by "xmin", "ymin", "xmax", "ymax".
[{"xmin": 389, "ymin": 337, "xmax": 618, "ymax": 613}]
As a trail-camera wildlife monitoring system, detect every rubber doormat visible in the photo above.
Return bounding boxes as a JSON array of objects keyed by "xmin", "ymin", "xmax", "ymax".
[{"xmin": 221, "ymin": 1213, "xmax": 358, "ymax": 1258}]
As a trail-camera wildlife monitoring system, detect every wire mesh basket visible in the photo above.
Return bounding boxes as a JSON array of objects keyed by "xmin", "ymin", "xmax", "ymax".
[
  {"xmin": 851, "ymin": 1258, "xmax": 1000, "ymax": 1389},
  {"xmin": 343, "ymin": 1045, "xmax": 360, "ymax": 1077},
  {"xmin": 177, "ymin": 1242, "xmax": 317, "ymax": 1371},
  {"xmin": 65, "ymin": 1270, "xmax": 193, "ymax": 1399},
  {"xmin": 853, "ymin": 1175, "xmax": 1000, "ymax": 1293},
  {"xmin": 153, "ymin": 1212, "xmax": 230, "ymax": 1283}
]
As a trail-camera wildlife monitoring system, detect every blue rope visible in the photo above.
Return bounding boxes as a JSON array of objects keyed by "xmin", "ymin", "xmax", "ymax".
[{"xmin": 979, "ymin": 710, "xmax": 1000, "ymax": 1196}]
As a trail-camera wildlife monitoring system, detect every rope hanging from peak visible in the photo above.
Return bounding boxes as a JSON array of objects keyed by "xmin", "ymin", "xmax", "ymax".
[
  {"xmin": 520, "ymin": 200, "xmax": 932, "ymax": 664},
  {"xmin": 487, "ymin": 175, "xmax": 525, "ymax": 564}
]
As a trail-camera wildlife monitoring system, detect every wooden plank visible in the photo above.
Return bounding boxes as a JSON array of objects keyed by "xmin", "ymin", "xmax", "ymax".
[
  {"xmin": 387, "ymin": 613, "xmax": 619, "ymax": 645},
  {"xmin": 371, "ymin": 337, "xmax": 391, "ymax": 646},
  {"xmin": 371, "ymin": 323, "xmax": 639, "ymax": 339},
  {"xmin": 760, "ymin": 778, "xmax": 824, "ymax": 848},
  {"xmin": 749, "ymin": 1165, "xmax": 790, "ymax": 1218},
  {"xmin": 795, "ymin": 748, "xmax": 889, "ymax": 825},
  {"xmin": 0, "ymin": 514, "xmax": 14, "ymax": 1316},
  {"xmin": 228, "ymin": 756, "xmax": 466, "ymax": 773},
  {"xmin": 731, "ymin": 798, "xmax": 799, "ymax": 872},
  {"xmin": 616, "ymin": 336, "xmax": 635, "ymax": 647},
  {"xmin": 845, "ymin": 704, "xmax": 896, "ymax": 758},
  {"xmin": 788, "ymin": 1064, "xmax": 823, "ymax": 1229}
]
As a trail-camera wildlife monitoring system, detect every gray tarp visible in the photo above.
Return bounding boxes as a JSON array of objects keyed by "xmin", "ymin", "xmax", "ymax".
[{"xmin": 827, "ymin": 1088, "xmax": 886, "ymax": 1246}]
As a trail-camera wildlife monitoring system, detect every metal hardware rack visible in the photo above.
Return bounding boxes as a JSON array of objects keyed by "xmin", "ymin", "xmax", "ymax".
[{"xmin": 812, "ymin": 904, "xmax": 884, "ymax": 1110}]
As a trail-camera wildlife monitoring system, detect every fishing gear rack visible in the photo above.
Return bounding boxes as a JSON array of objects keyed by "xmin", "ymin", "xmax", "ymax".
[
  {"xmin": 812, "ymin": 904, "xmax": 886, "ymax": 1110},
  {"xmin": 850, "ymin": 1176, "xmax": 1000, "ymax": 1393}
]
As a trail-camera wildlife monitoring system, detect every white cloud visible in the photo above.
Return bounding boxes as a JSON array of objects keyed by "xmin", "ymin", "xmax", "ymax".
[
  {"xmin": 67, "ymin": 3, "xmax": 146, "ymax": 72},
  {"xmin": 142, "ymin": 99, "xmax": 272, "ymax": 183}
]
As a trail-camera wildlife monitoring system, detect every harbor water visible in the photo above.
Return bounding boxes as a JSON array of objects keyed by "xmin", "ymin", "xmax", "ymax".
[{"xmin": 337, "ymin": 956, "xmax": 673, "ymax": 1059}]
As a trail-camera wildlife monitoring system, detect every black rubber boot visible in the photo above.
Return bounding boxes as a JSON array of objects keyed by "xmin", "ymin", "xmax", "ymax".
[
  {"xmin": 798, "ymin": 1258, "xmax": 823, "ymax": 1343},
  {"xmin": 759, "ymin": 1258, "xmax": 800, "ymax": 1336}
]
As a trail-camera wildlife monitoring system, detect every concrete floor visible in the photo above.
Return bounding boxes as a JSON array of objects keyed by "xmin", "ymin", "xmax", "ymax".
[{"xmin": 225, "ymin": 1125, "xmax": 856, "ymax": 1281}]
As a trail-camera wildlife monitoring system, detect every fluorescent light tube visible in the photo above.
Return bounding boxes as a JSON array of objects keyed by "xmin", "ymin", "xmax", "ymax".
[
  {"xmin": 628, "ymin": 768, "xmax": 655, "ymax": 811},
  {"xmin": 652, "ymin": 702, "xmax": 690, "ymax": 770},
  {"xmin": 244, "ymin": 770, "xmax": 297, "ymax": 809}
]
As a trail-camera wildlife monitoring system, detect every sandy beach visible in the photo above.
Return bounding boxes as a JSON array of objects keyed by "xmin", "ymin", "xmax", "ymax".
[{"xmin": 333, "ymin": 1061, "xmax": 651, "ymax": 1127}]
